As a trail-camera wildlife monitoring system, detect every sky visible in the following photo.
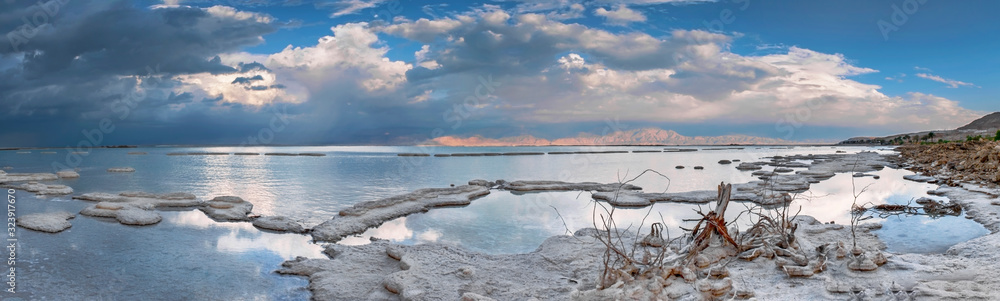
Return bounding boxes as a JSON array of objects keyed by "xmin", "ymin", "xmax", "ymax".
[{"xmin": 0, "ymin": 0, "xmax": 996, "ymax": 147}]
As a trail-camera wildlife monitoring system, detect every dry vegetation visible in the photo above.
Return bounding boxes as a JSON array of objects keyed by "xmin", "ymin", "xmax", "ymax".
[{"xmin": 578, "ymin": 165, "xmax": 925, "ymax": 299}]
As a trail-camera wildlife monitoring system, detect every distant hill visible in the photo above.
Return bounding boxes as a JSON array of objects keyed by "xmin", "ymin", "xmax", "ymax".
[
  {"xmin": 841, "ymin": 112, "xmax": 1000, "ymax": 145},
  {"xmin": 958, "ymin": 112, "xmax": 1000, "ymax": 130},
  {"xmin": 426, "ymin": 128, "xmax": 809, "ymax": 146}
]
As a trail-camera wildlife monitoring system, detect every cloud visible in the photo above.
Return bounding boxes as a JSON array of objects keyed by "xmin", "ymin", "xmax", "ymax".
[
  {"xmin": 173, "ymin": 61, "xmax": 307, "ymax": 106},
  {"xmin": 913, "ymin": 66, "xmax": 932, "ymax": 72},
  {"xmin": 491, "ymin": 47, "xmax": 979, "ymax": 134},
  {"xmin": 597, "ymin": 0, "xmax": 717, "ymax": 4},
  {"xmin": 594, "ymin": 5, "xmax": 647, "ymax": 25},
  {"xmin": 264, "ymin": 23, "xmax": 411, "ymax": 93},
  {"xmin": 546, "ymin": 3, "xmax": 586, "ymax": 20},
  {"xmin": 885, "ymin": 73, "xmax": 905, "ymax": 83},
  {"xmin": 501, "ymin": 0, "xmax": 715, "ymax": 9},
  {"xmin": 915, "ymin": 73, "xmax": 976, "ymax": 88},
  {"xmin": 380, "ymin": 10, "xmax": 731, "ymax": 77},
  {"xmin": 324, "ymin": 0, "xmax": 387, "ymax": 17},
  {"xmin": 496, "ymin": 0, "xmax": 710, "ymax": 21},
  {"xmin": 0, "ymin": 2, "xmax": 983, "ymax": 147},
  {"xmin": 375, "ymin": 11, "xmax": 979, "ymax": 136},
  {"xmin": 0, "ymin": 2, "xmax": 311, "ymax": 146}
]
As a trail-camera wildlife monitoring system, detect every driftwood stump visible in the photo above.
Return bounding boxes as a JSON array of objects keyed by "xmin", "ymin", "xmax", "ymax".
[{"xmin": 690, "ymin": 182, "xmax": 740, "ymax": 256}]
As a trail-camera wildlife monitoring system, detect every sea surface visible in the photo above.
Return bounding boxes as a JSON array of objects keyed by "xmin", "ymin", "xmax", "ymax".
[{"xmin": 1, "ymin": 145, "xmax": 988, "ymax": 300}]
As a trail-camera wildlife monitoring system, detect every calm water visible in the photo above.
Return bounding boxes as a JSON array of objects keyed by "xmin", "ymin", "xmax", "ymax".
[{"xmin": 0, "ymin": 145, "xmax": 988, "ymax": 299}]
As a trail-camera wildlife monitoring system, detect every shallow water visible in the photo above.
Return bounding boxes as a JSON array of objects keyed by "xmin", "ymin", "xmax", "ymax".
[
  {"xmin": 344, "ymin": 169, "xmax": 988, "ymax": 255},
  {"xmin": 10, "ymin": 191, "xmax": 323, "ymax": 301},
  {"xmin": 0, "ymin": 145, "xmax": 852, "ymax": 226},
  {"xmin": 0, "ymin": 145, "xmax": 987, "ymax": 299}
]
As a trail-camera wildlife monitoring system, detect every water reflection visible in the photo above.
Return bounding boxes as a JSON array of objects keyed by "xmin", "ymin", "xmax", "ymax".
[
  {"xmin": 13, "ymin": 193, "xmax": 315, "ymax": 300},
  {"xmin": 792, "ymin": 168, "xmax": 988, "ymax": 253},
  {"xmin": 167, "ymin": 211, "xmax": 325, "ymax": 259},
  {"xmin": 345, "ymin": 168, "xmax": 988, "ymax": 254},
  {"xmin": 341, "ymin": 191, "xmax": 716, "ymax": 254},
  {"xmin": 2, "ymin": 145, "xmax": 991, "ymax": 299},
  {"xmin": 0, "ymin": 145, "xmax": 874, "ymax": 228}
]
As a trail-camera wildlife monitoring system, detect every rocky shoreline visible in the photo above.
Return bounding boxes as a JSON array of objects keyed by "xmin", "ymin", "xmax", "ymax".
[{"xmin": 896, "ymin": 141, "xmax": 1000, "ymax": 186}]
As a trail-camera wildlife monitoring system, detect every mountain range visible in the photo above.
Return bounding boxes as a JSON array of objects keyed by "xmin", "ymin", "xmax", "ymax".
[{"xmin": 424, "ymin": 128, "xmax": 808, "ymax": 146}]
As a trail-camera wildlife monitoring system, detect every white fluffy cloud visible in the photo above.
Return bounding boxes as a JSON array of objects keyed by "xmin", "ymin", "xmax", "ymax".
[
  {"xmin": 594, "ymin": 5, "xmax": 647, "ymax": 25},
  {"xmin": 511, "ymin": 46, "xmax": 979, "ymax": 132},
  {"xmin": 177, "ymin": 22, "xmax": 411, "ymax": 108},
  {"xmin": 172, "ymin": 65, "xmax": 308, "ymax": 107},
  {"xmin": 915, "ymin": 73, "xmax": 976, "ymax": 88},
  {"xmin": 203, "ymin": 5, "xmax": 274, "ymax": 23},
  {"xmin": 178, "ymin": 7, "xmax": 980, "ymax": 139},
  {"xmin": 374, "ymin": 10, "xmax": 981, "ymax": 134},
  {"xmin": 267, "ymin": 23, "xmax": 411, "ymax": 93}
]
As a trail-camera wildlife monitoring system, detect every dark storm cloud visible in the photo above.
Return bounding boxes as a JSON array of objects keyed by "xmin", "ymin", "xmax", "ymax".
[
  {"xmin": 1, "ymin": 2, "xmax": 273, "ymax": 75},
  {"xmin": 0, "ymin": 0, "xmax": 290, "ymax": 147},
  {"xmin": 238, "ymin": 61, "xmax": 270, "ymax": 72},
  {"xmin": 232, "ymin": 74, "xmax": 265, "ymax": 84}
]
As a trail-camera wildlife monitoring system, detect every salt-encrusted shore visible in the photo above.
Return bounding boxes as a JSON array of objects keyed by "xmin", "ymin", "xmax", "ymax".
[
  {"xmin": 283, "ymin": 210, "xmax": 1000, "ymax": 300},
  {"xmin": 280, "ymin": 150, "xmax": 1000, "ymax": 300}
]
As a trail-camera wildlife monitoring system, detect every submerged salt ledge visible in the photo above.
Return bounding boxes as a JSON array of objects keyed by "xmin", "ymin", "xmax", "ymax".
[
  {"xmin": 253, "ymin": 216, "xmax": 307, "ymax": 233},
  {"xmin": 0, "ymin": 171, "xmax": 59, "ymax": 182},
  {"xmin": 18, "ymin": 211, "xmax": 75, "ymax": 233},
  {"xmin": 311, "ymin": 185, "xmax": 491, "ymax": 242},
  {"xmin": 56, "ymin": 170, "xmax": 79, "ymax": 178},
  {"xmin": 310, "ymin": 152, "xmax": 898, "ymax": 244},
  {"xmin": 0, "ymin": 171, "xmax": 73, "ymax": 195},
  {"xmin": 75, "ymin": 192, "xmax": 200, "ymax": 226},
  {"xmin": 200, "ymin": 196, "xmax": 254, "ymax": 222},
  {"xmin": 499, "ymin": 180, "xmax": 641, "ymax": 192},
  {"xmin": 74, "ymin": 192, "xmax": 261, "ymax": 226},
  {"xmin": 592, "ymin": 152, "xmax": 894, "ymax": 207},
  {"xmin": 116, "ymin": 208, "xmax": 163, "ymax": 225},
  {"xmin": 71, "ymin": 189, "xmax": 314, "ymax": 232},
  {"xmin": 1, "ymin": 182, "xmax": 73, "ymax": 195}
]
